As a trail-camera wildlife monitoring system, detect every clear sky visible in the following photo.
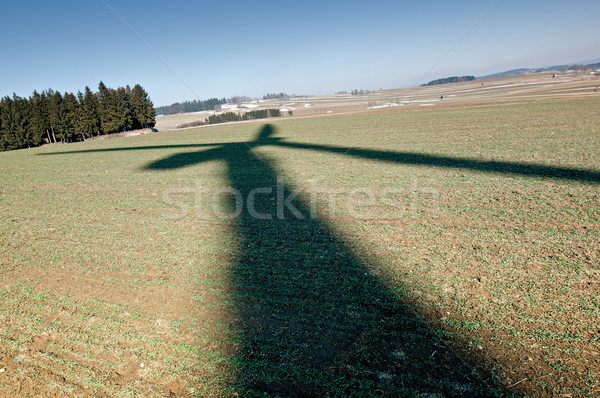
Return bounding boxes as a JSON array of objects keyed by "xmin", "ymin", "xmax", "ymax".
[{"xmin": 0, "ymin": 0, "xmax": 598, "ymax": 107}]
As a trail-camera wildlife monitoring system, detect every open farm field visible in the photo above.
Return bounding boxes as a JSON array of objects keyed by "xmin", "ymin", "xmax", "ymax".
[
  {"xmin": 155, "ymin": 71, "xmax": 600, "ymax": 131},
  {"xmin": 1, "ymin": 96, "xmax": 600, "ymax": 397}
]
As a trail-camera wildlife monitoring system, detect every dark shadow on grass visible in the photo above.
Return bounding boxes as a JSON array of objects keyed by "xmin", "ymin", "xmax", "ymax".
[
  {"xmin": 271, "ymin": 139, "xmax": 600, "ymax": 184},
  {"xmin": 145, "ymin": 125, "xmax": 504, "ymax": 396},
  {"xmin": 36, "ymin": 143, "xmax": 226, "ymax": 155}
]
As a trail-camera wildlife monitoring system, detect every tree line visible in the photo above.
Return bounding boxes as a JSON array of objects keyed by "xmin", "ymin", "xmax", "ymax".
[
  {"xmin": 262, "ymin": 92, "xmax": 306, "ymax": 100},
  {"xmin": 0, "ymin": 82, "xmax": 155, "ymax": 151},
  {"xmin": 176, "ymin": 109, "xmax": 287, "ymax": 129},
  {"xmin": 207, "ymin": 109, "xmax": 282, "ymax": 125},
  {"xmin": 155, "ymin": 97, "xmax": 226, "ymax": 115},
  {"xmin": 423, "ymin": 76, "xmax": 475, "ymax": 86}
]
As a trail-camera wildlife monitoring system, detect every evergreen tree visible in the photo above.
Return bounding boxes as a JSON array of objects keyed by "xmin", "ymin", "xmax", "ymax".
[
  {"xmin": 62, "ymin": 92, "xmax": 80, "ymax": 142},
  {"xmin": 97, "ymin": 81, "xmax": 110, "ymax": 134},
  {"xmin": 97, "ymin": 81, "xmax": 109, "ymax": 101},
  {"xmin": 30, "ymin": 90, "xmax": 51, "ymax": 144},
  {"xmin": 0, "ymin": 96, "xmax": 18, "ymax": 150},
  {"xmin": 80, "ymin": 86, "xmax": 101, "ymax": 137},
  {"xmin": 116, "ymin": 87, "xmax": 133, "ymax": 132},
  {"xmin": 76, "ymin": 91, "xmax": 86, "ymax": 139},
  {"xmin": 100, "ymin": 88, "xmax": 125, "ymax": 134},
  {"xmin": 130, "ymin": 84, "xmax": 155, "ymax": 128},
  {"xmin": 12, "ymin": 94, "xmax": 32, "ymax": 148},
  {"xmin": 48, "ymin": 90, "xmax": 67, "ymax": 142}
]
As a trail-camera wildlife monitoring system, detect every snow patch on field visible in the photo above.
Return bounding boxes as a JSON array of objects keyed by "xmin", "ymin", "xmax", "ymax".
[
  {"xmin": 367, "ymin": 103, "xmax": 405, "ymax": 110},
  {"xmin": 220, "ymin": 103, "xmax": 260, "ymax": 111},
  {"xmin": 401, "ymin": 99, "xmax": 440, "ymax": 103},
  {"xmin": 479, "ymin": 80, "xmax": 576, "ymax": 91}
]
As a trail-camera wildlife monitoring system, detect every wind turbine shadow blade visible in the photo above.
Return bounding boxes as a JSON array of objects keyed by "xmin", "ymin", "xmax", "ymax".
[
  {"xmin": 144, "ymin": 147, "xmax": 222, "ymax": 170},
  {"xmin": 274, "ymin": 141, "xmax": 600, "ymax": 183}
]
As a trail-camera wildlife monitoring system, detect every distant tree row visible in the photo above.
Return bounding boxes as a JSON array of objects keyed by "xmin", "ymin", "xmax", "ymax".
[
  {"xmin": 0, "ymin": 82, "xmax": 155, "ymax": 151},
  {"xmin": 263, "ymin": 93, "xmax": 307, "ymax": 100},
  {"xmin": 562, "ymin": 63, "xmax": 600, "ymax": 72},
  {"xmin": 156, "ymin": 95, "xmax": 267, "ymax": 114},
  {"xmin": 227, "ymin": 96, "xmax": 253, "ymax": 105},
  {"xmin": 263, "ymin": 93, "xmax": 290, "ymax": 100},
  {"xmin": 423, "ymin": 76, "xmax": 475, "ymax": 86},
  {"xmin": 176, "ymin": 120, "xmax": 208, "ymax": 129},
  {"xmin": 155, "ymin": 97, "xmax": 226, "ymax": 115},
  {"xmin": 351, "ymin": 89, "xmax": 372, "ymax": 96},
  {"xmin": 207, "ymin": 109, "xmax": 281, "ymax": 125}
]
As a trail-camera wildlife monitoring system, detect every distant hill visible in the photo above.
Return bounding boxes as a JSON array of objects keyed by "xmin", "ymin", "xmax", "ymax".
[
  {"xmin": 574, "ymin": 57, "xmax": 600, "ymax": 65},
  {"xmin": 479, "ymin": 66, "xmax": 567, "ymax": 79},
  {"xmin": 478, "ymin": 59, "xmax": 600, "ymax": 79},
  {"xmin": 422, "ymin": 76, "xmax": 475, "ymax": 86}
]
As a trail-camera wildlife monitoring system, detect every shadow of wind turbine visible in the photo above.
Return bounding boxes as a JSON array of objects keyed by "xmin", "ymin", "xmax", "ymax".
[{"xmin": 143, "ymin": 125, "xmax": 503, "ymax": 396}]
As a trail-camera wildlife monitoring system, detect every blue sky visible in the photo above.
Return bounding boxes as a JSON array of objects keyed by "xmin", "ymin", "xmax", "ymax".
[{"xmin": 0, "ymin": 0, "xmax": 598, "ymax": 106}]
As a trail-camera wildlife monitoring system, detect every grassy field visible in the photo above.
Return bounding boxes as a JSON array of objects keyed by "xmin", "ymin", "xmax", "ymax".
[{"xmin": 1, "ymin": 96, "xmax": 599, "ymax": 397}]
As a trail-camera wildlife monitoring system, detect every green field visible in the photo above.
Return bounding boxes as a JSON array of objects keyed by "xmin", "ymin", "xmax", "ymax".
[{"xmin": 1, "ymin": 97, "xmax": 599, "ymax": 397}]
